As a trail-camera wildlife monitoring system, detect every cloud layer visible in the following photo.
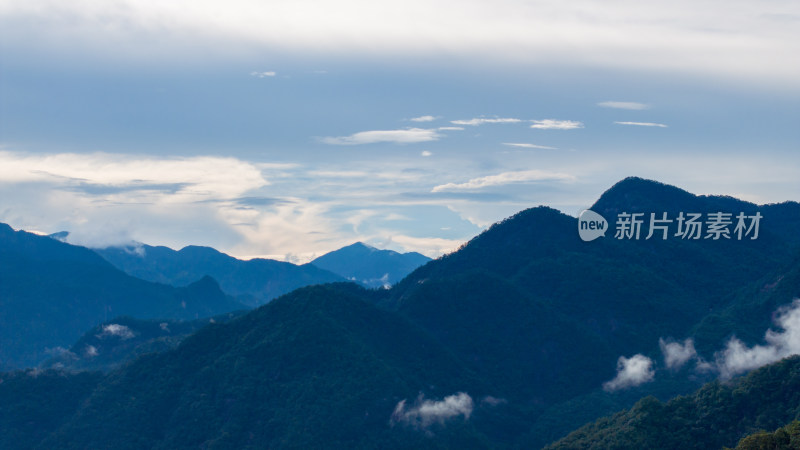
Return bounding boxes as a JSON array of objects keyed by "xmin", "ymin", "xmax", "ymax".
[
  {"xmin": 321, "ymin": 128, "xmax": 441, "ymax": 145},
  {"xmin": 3, "ymin": 0, "xmax": 798, "ymax": 85},
  {"xmin": 598, "ymin": 101, "xmax": 649, "ymax": 110},
  {"xmin": 614, "ymin": 121, "xmax": 668, "ymax": 128},
  {"xmin": 530, "ymin": 120, "xmax": 584, "ymax": 130},
  {"xmin": 432, "ymin": 170, "xmax": 574, "ymax": 192},
  {"xmin": 451, "ymin": 118, "xmax": 522, "ymax": 126}
]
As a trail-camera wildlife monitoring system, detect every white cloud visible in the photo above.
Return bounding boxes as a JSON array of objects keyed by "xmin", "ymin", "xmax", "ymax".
[
  {"xmin": 603, "ymin": 354, "xmax": 655, "ymax": 391},
  {"xmin": 391, "ymin": 392, "xmax": 473, "ymax": 429},
  {"xmin": 0, "ymin": 151, "xmax": 270, "ymax": 200},
  {"xmin": 432, "ymin": 169, "xmax": 575, "ymax": 192},
  {"xmin": 451, "ymin": 117, "xmax": 521, "ymax": 126},
  {"xmin": 438, "ymin": 126, "xmax": 465, "ymax": 131},
  {"xmin": 715, "ymin": 299, "xmax": 800, "ymax": 380},
  {"xmin": 614, "ymin": 121, "xmax": 668, "ymax": 128},
  {"xmin": 421, "ymin": 151, "xmax": 433, "ymax": 157},
  {"xmin": 410, "ymin": 115, "xmax": 437, "ymax": 122},
  {"xmin": 502, "ymin": 143, "xmax": 557, "ymax": 150},
  {"xmin": 0, "ymin": 151, "xmax": 275, "ymax": 248},
  {"xmin": 597, "ymin": 101, "xmax": 649, "ymax": 110},
  {"xmin": 250, "ymin": 71, "xmax": 276, "ymax": 78},
  {"xmin": 321, "ymin": 128, "xmax": 441, "ymax": 145},
  {"xmin": 386, "ymin": 235, "xmax": 464, "ymax": 257},
  {"xmin": 84, "ymin": 345, "xmax": 99, "ymax": 358},
  {"xmin": 98, "ymin": 323, "xmax": 135, "ymax": 340},
  {"xmin": 530, "ymin": 119, "xmax": 584, "ymax": 130},
  {"xmin": 659, "ymin": 338, "xmax": 697, "ymax": 370}
]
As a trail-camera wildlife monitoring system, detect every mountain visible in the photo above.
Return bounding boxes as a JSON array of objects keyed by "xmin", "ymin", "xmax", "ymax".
[
  {"xmin": 546, "ymin": 355, "xmax": 800, "ymax": 450},
  {"xmin": 0, "ymin": 224, "xmax": 245, "ymax": 369},
  {"xmin": 382, "ymin": 177, "xmax": 800, "ymax": 445},
  {"xmin": 93, "ymin": 243, "xmax": 345, "ymax": 306},
  {"xmin": 311, "ymin": 242, "xmax": 431, "ymax": 288},
  {"xmin": 4, "ymin": 177, "xmax": 800, "ymax": 447},
  {"xmin": 40, "ymin": 312, "xmax": 247, "ymax": 373},
  {"xmin": 33, "ymin": 284, "xmax": 504, "ymax": 449}
]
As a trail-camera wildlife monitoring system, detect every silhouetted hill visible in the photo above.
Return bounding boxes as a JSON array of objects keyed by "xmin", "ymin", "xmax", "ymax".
[
  {"xmin": 94, "ymin": 243, "xmax": 345, "ymax": 305},
  {"xmin": 311, "ymin": 242, "xmax": 431, "ymax": 288},
  {"xmin": 0, "ymin": 225, "xmax": 245, "ymax": 369}
]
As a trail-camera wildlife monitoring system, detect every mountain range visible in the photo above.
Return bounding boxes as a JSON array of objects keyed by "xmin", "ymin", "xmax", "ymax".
[
  {"xmin": 0, "ymin": 225, "xmax": 245, "ymax": 370},
  {"xmin": 92, "ymin": 243, "xmax": 345, "ymax": 306},
  {"xmin": 2, "ymin": 177, "xmax": 800, "ymax": 448}
]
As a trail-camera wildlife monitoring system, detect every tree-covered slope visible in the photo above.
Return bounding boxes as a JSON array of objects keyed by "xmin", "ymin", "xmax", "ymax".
[
  {"xmin": 36, "ymin": 284, "xmax": 507, "ymax": 449},
  {"xmin": 546, "ymin": 356, "xmax": 800, "ymax": 450},
  {"xmin": 386, "ymin": 178, "xmax": 800, "ymax": 445}
]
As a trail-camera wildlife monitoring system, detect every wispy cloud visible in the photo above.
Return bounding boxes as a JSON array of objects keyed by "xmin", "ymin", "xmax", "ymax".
[
  {"xmin": 97, "ymin": 324, "xmax": 135, "ymax": 340},
  {"xmin": 438, "ymin": 126, "xmax": 464, "ymax": 131},
  {"xmin": 502, "ymin": 143, "xmax": 557, "ymax": 150},
  {"xmin": 714, "ymin": 299, "xmax": 800, "ymax": 380},
  {"xmin": 597, "ymin": 101, "xmax": 649, "ymax": 110},
  {"xmin": 321, "ymin": 128, "xmax": 441, "ymax": 145},
  {"xmin": 432, "ymin": 169, "xmax": 574, "ymax": 192},
  {"xmin": 451, "ymin": 117, "xmax": 521, "ymax": 126},
  {"xmin": 386, "ymin": 234, "xmax": 463, "ymax": 256},
  {"xmin": 614, "ymin": 121, "xmax": 668, "ymax": 128},
  {"xmin": 603, "ymin": 354, "xmax": 655, "ymax": 391},
  {"xmin": 421, "ymin": 151, "xmax": 433, "ymax": 157},
  {"xmin": 391, "ymin": 392, "xmax": 473, "ymax": 429},
  {"xmin": 530, "ymin": 119, "xmax": 584, "ymax": 130},
  {"xmin": 250, "ymin": 71, "xmax": 276, "ymax": 78},
  {"xmin": 659, "ymin": 338, "xmax": 697, "ymax": 370},
  {"xmin": 410, "ymin": 115, "xmax": 438, "ymax": 122}
]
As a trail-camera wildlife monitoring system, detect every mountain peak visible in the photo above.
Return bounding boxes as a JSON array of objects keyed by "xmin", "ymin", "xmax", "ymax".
[
  {"xmin": 346, "ymin": 241, "xmax": 377, "ymax": 252},
  {"xmin": 311, "ymin": 242, "xmax": 431, "ymax": 288},
  {"xmin": 591, "ymin": 176, "xmax": 700, "ymax": 217}
]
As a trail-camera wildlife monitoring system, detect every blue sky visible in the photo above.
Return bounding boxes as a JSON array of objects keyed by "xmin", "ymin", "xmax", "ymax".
[{"xmin": 1, "ymin": 0, "xmax": 798, "ymax": 261}]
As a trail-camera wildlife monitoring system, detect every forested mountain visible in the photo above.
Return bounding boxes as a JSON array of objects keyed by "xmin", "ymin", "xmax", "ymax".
[
  {"xmin": 546, "ymin": 355, "xmax": 800, "ymax": 449},
  {"xmin": 40, "ymin": 311, "xmax": 246, "ymax": 373},
  {"xmin": 33, "ymin": 284, "xmax": 502, "ymax": 448},
  {"xmin": 3, "ymin": 177, "xmax": 800, "ymax": 448},
  {"xmin": 311, "ymin": 241, "xmax": 431, "ymax": 288},
  {"xmin": 0, "ymin": 225, "xmax": 245, "ymax": 370},
  {"xmin": 93, "ymin": 243, "xmax": 345, "ymax": 306}
]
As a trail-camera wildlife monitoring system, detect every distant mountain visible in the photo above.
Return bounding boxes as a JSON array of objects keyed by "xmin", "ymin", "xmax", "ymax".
[
  {"xmin": 93, "ymin": 243, "xmax": 345, "ymax": 306},
  {"xmin": 311, "ymin": 242, "xmax": 431, "ymax": 288},
  {"xmin": 546, "ymin": 355, "xmax": 800, "ymax": 450},
  {"xmin": 41, "ymin": 311, "xmax": 247, "ymax": 373},
  {"xmin": 0, "ymin": 224, "xmax": 245, "ymax": 369},
  {"xmin": 4, "ymin": 177, "xmax": 800, "ymax": 448}
]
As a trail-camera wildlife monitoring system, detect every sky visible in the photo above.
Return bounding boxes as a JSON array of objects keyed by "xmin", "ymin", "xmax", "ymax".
[{"xmin": 1, "ymin": 0, "xmax": 798, "ymax": 261}]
